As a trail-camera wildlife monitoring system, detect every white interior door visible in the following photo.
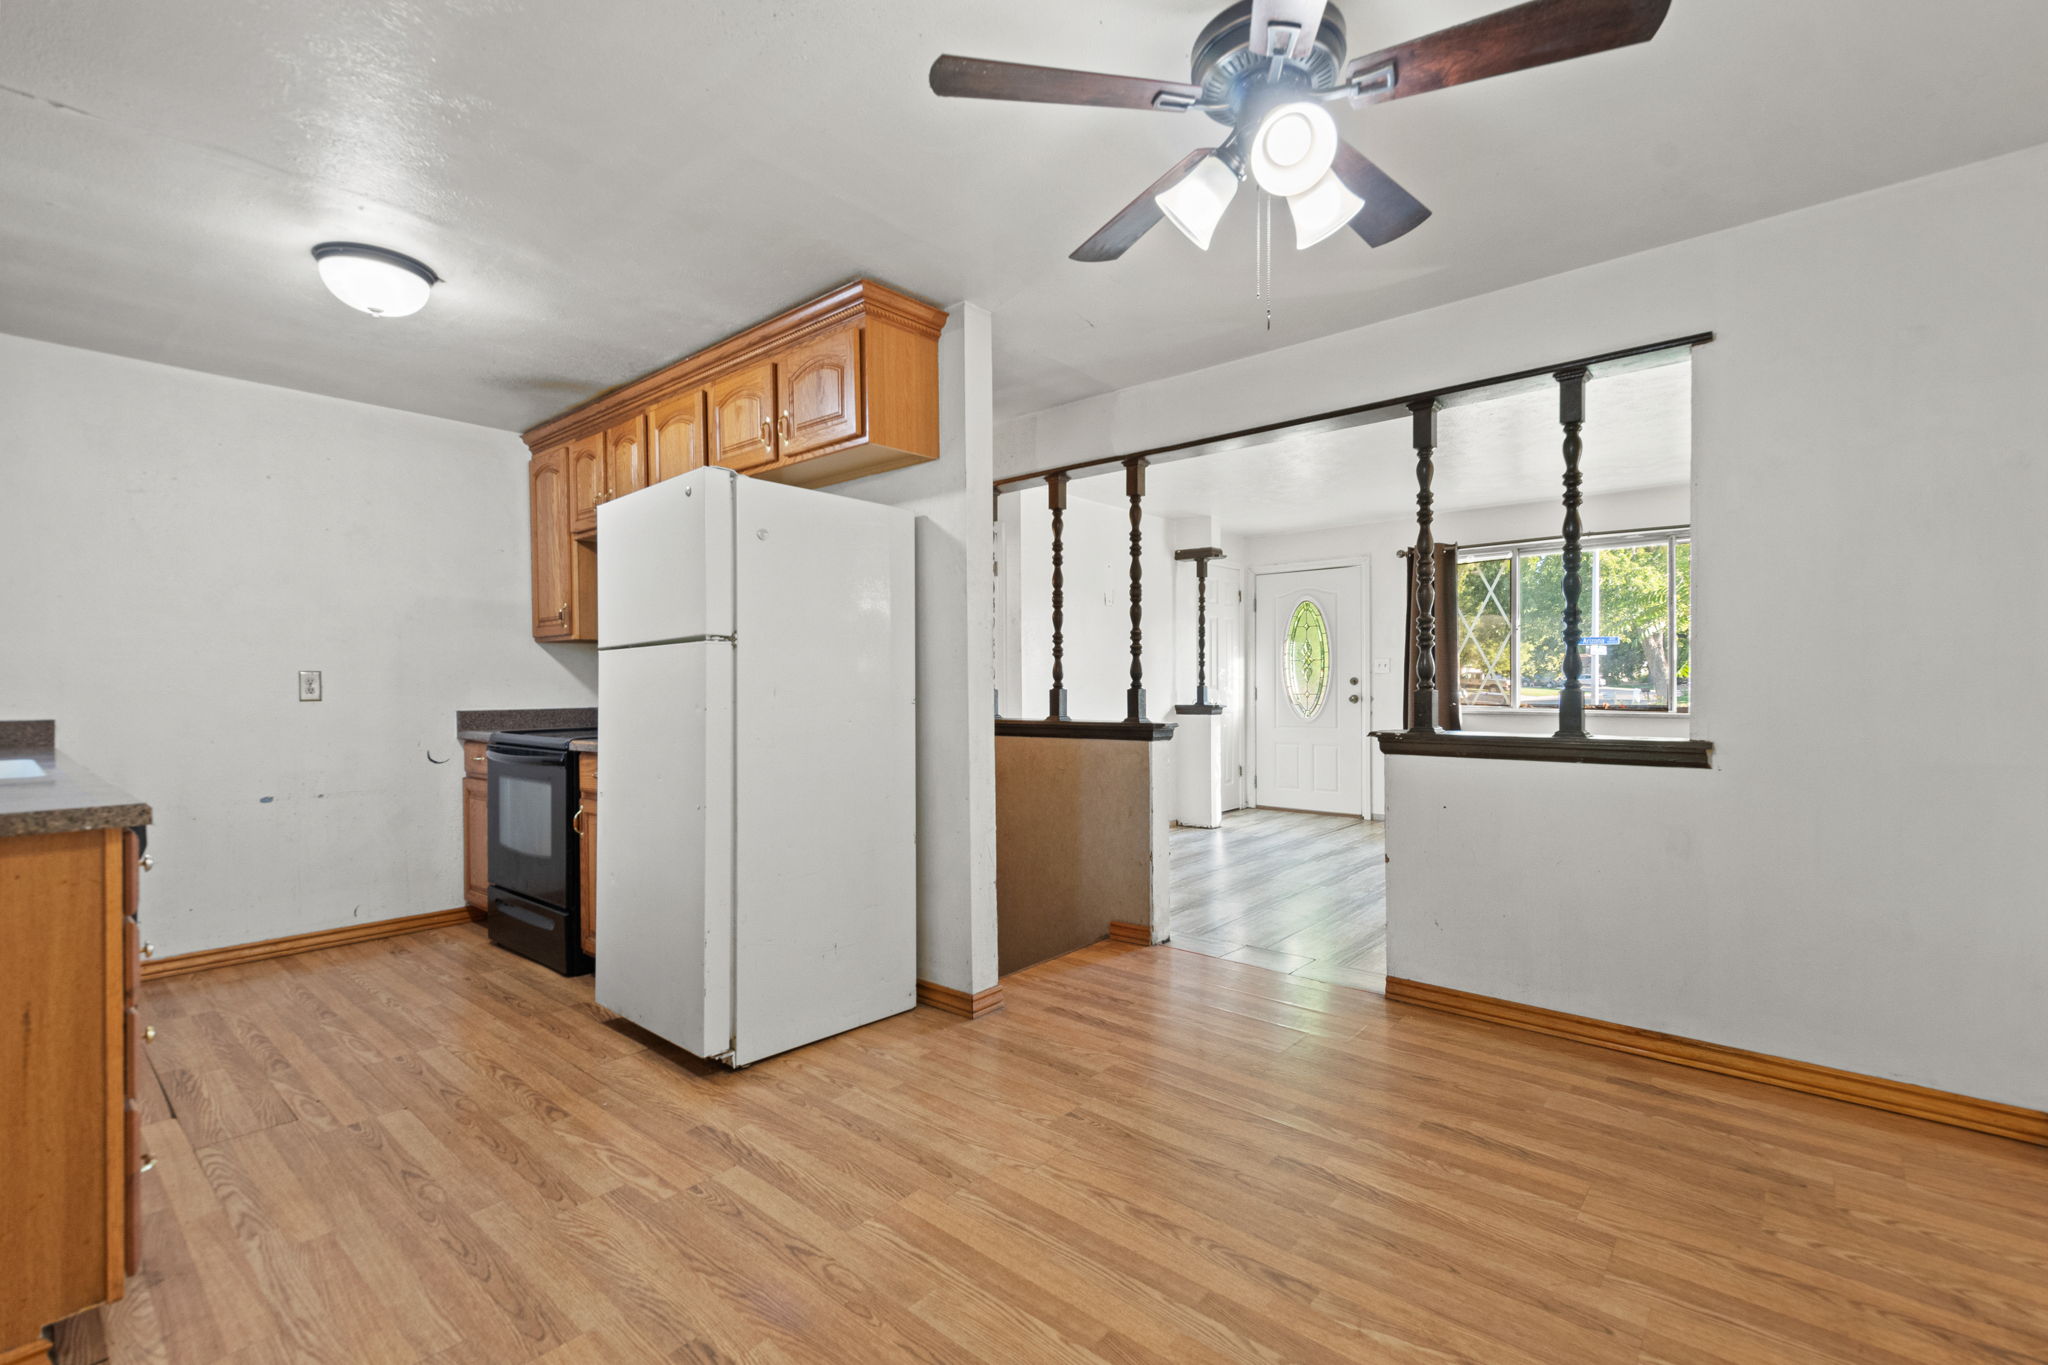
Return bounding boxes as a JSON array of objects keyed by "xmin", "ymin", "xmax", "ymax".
[{"xmin": 1254, "ymin": 566, "xmax": 1365, "ymax": 816}]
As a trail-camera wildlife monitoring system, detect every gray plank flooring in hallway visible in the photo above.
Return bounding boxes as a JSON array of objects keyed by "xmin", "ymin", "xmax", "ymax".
[{"xmin": 1168, "ymin": 808, "xmax": 1386, "ymax": 990}]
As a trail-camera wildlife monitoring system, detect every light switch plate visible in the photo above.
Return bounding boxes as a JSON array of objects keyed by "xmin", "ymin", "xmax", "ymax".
[
  {"xmin": 1373, "ymin": 657, "xmax": 1393, "ymax": 675},
  {"xmin": 298, "ymin": 670, "xmax": 322, "ymax": 702}
]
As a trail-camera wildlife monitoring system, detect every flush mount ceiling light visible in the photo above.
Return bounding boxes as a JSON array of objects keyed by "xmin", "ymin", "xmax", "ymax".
[
  {"xmin": 928, "ymin": 0, "xmax": 1674, "ymax": 261},
  {"xmin": 310, "ymin": 242, "xmax": 440, "ymax": 317}
]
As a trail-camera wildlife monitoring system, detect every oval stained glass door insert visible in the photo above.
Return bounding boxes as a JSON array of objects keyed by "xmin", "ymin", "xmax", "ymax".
[{"xmin": 1284, "ymin": 599, "xmax": 1331, "ymax": 720}]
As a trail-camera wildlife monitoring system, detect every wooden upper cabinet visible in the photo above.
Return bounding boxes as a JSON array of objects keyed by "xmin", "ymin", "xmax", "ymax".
[
  {"xmin": 647, "ymin": 390, "xmax": 706, "ymax": 484},
  {"xmin": 567, "ymin": 434, "xmax": 604, "ymax": 537},
  {"xmin": 777, "ymin": 321, "xmax": 863, "ymax": 460},
  {"xmin": 710, "ymin": 362, "xmax": 780, "ymax": 473},
  {"xmin": 530, "ymin": 447, "xmax": 574, "ymax": 639},
  {"xmin": 520, "ymin": 282, "xmax": 945, "ymax": 587},
  {"xmin": 605, "ymin": 414, "xmax": 646, "ymax": 506}
]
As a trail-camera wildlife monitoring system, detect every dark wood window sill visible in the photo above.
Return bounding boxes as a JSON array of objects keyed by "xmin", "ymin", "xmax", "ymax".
[
  {"xmin": 1371, "ymin": 730, "xmax": 1713, "ymax": 769},
  {"xmin": 996, "ymin": 719, "xmax": 1177, "ymax": 743}
]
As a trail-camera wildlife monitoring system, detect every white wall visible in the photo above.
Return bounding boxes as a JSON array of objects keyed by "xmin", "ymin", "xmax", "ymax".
[
  {"xmin": 0, "ymin": 332, "xmax": 596, "ymax": 956},
  {"xmin": 997, "ymin": 142, "xmax": 2048, "ymax": 1109},
  {"xmin": 839, "ymin": 303, "xmax": 1000, "ymax": 996},
  {"xmin": 1239, "ymin": 484, "xmax": 1693, "ymax": 816},
  {"xmin": 1004, "ymin": 495, "xmax": 1175, "ymax": 724}
]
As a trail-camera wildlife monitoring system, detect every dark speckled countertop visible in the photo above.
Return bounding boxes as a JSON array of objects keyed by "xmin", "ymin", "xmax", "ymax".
[
  {"xmin": 0, "ymin": 747, "xmax": 151, "ymax": 837},
  {"xmin": 456, "ymin": 707, "xmax": 597, "ymax": 751}
]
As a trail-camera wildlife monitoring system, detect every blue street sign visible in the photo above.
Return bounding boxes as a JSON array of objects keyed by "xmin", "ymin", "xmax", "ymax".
[{"xmin": 1581, "ymin": 636, "xmax": 1619, "ymax": 646}]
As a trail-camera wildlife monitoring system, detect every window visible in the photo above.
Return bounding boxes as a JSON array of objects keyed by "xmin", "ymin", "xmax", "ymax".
[
  {"xmin": 1455, "ymin": 531, "xmax": 1690, "ymax": 713},
  {"xmin": 1283, "ymin": 599, "xmax": 1331, "ymax": 719}
]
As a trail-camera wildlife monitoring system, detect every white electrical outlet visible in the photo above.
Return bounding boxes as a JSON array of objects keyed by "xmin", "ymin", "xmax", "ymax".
[
  {"xmin": 1373, "ymin": 657, "xmax": 1393, "ymax": 675},
  {"xmin": 298, "ymin": 670, "xmax": 322, "ymax": 702}
]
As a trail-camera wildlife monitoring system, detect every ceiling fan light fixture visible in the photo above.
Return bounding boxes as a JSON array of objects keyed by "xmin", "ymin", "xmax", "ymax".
[
  {"xmin": 1247, "ymin": 99, "xmax": 1337, "ymax": 198},
  {"xmin": 311, "ymin": 242, "xmax": 439, "ymax": 317},
  {"xmin": 1155, "ymin": 154, "xmax": 1241, "ymax": 251},
  {"xmin": 1286, "ymin": 170, "xmax": 1365, "ymax": 249}
]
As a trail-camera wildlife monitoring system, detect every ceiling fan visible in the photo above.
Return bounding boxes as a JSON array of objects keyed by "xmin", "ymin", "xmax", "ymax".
[{"xmin": 929, "ymin": 0, "xmax": 1672, "ymax": 261}]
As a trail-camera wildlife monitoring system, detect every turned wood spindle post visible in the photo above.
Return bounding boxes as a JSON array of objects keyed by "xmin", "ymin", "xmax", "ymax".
[
  {"xmin": 1125, "ymin": 458, "xmax": 1149, "ymax": 723},
  {"xmin": 1555, "ymin": 367, "xmax": 1589, "ymax": 740},
  {"xmin": 1174, "ymin": 547, "xmax": 1226, "ymax": 711},
  {"xmin": 1407, "ymin": 399, "xmax": 1442, "ymax": 735},
  {"xmin": 1046, "ymin": 472, "xmax": 1070, "ymax": 722}
]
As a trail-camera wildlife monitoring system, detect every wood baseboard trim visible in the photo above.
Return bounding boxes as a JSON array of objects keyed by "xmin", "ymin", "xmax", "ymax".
[
  {"xmin": 1106, "ymin": 921, "xmax": 1156, "ymax": 946},
  {"xmin": 916, "ymin": 980, "xmax": 1006, "ymax": 1019},
  {"xmin": 142, "ymin": 908, "xmax": 476, "ymax": 981},
  {"xmin": 0, "ymin": 1339, "xmax": 51, "ymax": 1365},
  {"xmin": 1385, "ymin": 977, "xmax": 2048, "ymax": 1147}
]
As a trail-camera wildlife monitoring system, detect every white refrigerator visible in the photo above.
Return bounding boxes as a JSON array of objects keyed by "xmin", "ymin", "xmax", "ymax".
[{"xmin": 594, "ymin": 467, "xmax": 916, "ymax": 1066}]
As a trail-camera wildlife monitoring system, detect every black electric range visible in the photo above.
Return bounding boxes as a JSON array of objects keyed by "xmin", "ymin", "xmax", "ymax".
[{"xmin": 483, "ymin": 727, "xmax": 596, "ymax": 975}]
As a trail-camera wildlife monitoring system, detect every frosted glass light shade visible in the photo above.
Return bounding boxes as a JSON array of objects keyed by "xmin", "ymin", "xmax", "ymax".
[
  {"xmin": 1156, "ymin": 155, "xmax": 1241, "ymax": 251},
  {"xmin": 1287, "ymin": 170, "xmax": 1365, "ymax": 249},
  {"xmin": 1247, "ymin": 100, "xmax": 1337, "ymax": 198},
  {"xmin": 311, "ymin": 243, "xmax": 439, "ymax": 317}
]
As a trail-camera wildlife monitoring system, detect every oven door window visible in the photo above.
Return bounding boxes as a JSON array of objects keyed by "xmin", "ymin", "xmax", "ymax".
[{"xmin": 487, "ymin": 751, "xmax": 572, "ymax": 909}]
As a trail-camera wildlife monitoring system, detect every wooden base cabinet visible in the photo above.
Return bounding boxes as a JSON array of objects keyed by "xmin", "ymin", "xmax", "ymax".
[
  {"xmin": 576, "ymin": 753, "xmax": 597, "ymax": 958},
  {"xmin": 523, "ymin": 280, "xmax": 945, "ymax": 641},
  {"xmin": 462, "ymin": 742, "xmax": 488, "ymax": 915},
  {"xmin": 2, "ymin": 827, "xmax": 145, "ymax": 1365}
]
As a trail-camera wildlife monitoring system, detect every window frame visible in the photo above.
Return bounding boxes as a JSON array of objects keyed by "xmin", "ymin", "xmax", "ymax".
[{"xmin": 1455, "ymin": 527, "xmax": 1691, "ymax": 716}]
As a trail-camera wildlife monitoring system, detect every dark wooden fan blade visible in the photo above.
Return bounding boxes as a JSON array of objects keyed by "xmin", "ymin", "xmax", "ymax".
[
  {"xmin": 1250, "ymin": 0, "xmax": 1329, "ymax": 62},
  {"xmin": 1330, "ymin": 143, "xmax": 1432, "ymax": 248},
  {"xmin": 1343, "ymin": 0, "xmax": 1671, "ymax": 104},
  {"xmin": 929, "ymin": 56, "xmax": 1202, "ymax": 111},
  {"xmin": 1071, "ymin": 148, "xmax": 1220, "ymax": 263}
]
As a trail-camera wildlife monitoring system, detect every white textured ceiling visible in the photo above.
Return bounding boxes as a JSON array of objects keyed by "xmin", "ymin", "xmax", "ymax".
[
  {"xmin": 3, "ymin": 2, "xmax": 2047, "ymax": 430},
  {"xmin": 1065, "ymin": 356, "xmax": 1689, "ymax": 533}
]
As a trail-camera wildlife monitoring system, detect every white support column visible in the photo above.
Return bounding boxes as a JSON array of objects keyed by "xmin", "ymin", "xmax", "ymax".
[{"xmin": 839, "ymin": 302, "xmax": 999, "ymax": 998}]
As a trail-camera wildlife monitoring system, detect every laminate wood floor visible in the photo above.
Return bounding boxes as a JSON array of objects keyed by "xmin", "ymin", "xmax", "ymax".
[
  {"xmin": 1170, "ymin": 809, "xmax": 1387, "ymax": 990},
  {"xmin": 58, "ymin": 924, "xmax": 2048, "ymax": 1364}
]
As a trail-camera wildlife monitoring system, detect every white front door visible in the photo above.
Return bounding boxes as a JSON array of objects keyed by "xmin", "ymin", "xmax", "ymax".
[{"xmin": 1254, "ymin": 566, "xmax": 1365, "ymax": 816}]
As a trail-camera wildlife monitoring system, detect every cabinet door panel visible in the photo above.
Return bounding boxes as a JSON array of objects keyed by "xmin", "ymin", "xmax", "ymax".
[
  {"xmin": 567, "ymin": 434, "xmax": 604, "ymax": 536},
  {"xmin": 606, "ymin": 414, "xmax": 647, "ymax": 504},
  {"xmin": 710, "ymin": 363, "xmax": 778, "ymax": 472},
  {"xmin": 780, "ymin": 323, "xmax": 863, "ymax": 458},
  {"xmin": 577, "ymin": 755, "xmax": 598, "ymax": 958},
  {"xmin": 463, "ymin": 776, "xmax": 488, "ymax": 911},
  {"xmin": 648, "ymin": 390, "xmax": 706, "ymax": 483},
  {"xmin": 529, "ymin": 447, "xmax": 574, "ymax": 640}
]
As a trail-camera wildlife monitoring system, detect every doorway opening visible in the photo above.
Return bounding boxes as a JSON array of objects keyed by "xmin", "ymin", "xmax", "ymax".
[{"xmin": 992, "ymin": 341, "xmax": 1698, "ymax": 992}]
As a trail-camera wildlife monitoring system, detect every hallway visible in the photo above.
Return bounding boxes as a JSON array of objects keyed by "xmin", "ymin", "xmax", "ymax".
[{"xmin": 1168, "ymin": 808, "xmax": 1387, "ymax": 990}]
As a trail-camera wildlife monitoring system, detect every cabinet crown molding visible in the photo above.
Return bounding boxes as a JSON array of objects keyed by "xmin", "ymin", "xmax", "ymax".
[{"xmin": 522, "ymin": 278, "xmax": 947, "ymax": 451}]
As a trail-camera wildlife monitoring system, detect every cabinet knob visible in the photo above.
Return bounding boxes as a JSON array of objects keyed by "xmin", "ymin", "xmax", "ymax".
[
  {"xmin": 138, "ymin": 1153, "xmax": 156, "ymax": 1173},
  {"xmin": 555, "ymin": 604, "xmax": 568, "ymax": 623},
  {"xmin": 140, "ymin": 942, "xmax": 155, "ymax": 959},
  {"xmin": 139, "ymin": 853, "xmax": 154, "ymax": 871},
  {"xmin": 143, "ymin": 1024, "xmax": 157, "ymax": 1043},
  {"xmin": 779, "ymin": 411, "xmax": 791, "ymax": 440},
  {"xmin": 759, "ymin": 418, "xmax": 773, "ymax": 446}
]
